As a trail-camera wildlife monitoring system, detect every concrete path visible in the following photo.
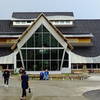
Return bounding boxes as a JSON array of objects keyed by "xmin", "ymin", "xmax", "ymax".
[
  {"xmin": 0, "ymin": 74, "xmax": 100, "ymax": 100},
  {"xmin": 87, "ymin": 74, "xmax": 100, "ymax": 81}
]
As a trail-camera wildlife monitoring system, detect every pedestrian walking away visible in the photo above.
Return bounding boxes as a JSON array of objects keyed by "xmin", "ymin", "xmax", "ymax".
[{"xmin": 20, "ymin": 70, "xmax": 29, "ymax": 100}]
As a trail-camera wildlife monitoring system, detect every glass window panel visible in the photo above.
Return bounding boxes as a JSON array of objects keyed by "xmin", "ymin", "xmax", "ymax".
[
  {"xmin": 43, "ymin": 49, "xmax": 50, "ymax": 59},
  {"xmin": 87, "ymin": 64, "xmax": 92, "ymax": 69},
  {"xmin": 23, "ymin": 42, "xmax": 27, "ymax": 47},
  {"xmin": 35, "ymin": 34, "xmax": 42, "ymax": 47},
  {"xmin": 93, "ymin": 64, "xmax": 96, "ymax": 68},
  {"xmin": 27, "ymin": 50, "xmax": 34, "ymax": 60},
  {"xmin": 77, "ymin": 64, "xmax": 83, "ymax": 69},
  {"xmin": 58, "ymin": 61, "xmax": 62, "ymax": 70},
  {"xmin": 21, "ymin": 49, "xmax": 26, "ymax": 60},
  {"xmin": 71, "ymin": 64, "xmax": 77, "ymax": 69},
  {"xmin": 51, "ymin": 61, "xmax": 58, "ymax": 71},
  {"xmin": 35, "ymin": 49, "xmax": 42, "ymax": 60},
  {"xmin": 62, "ymin": 61, "xmax": 68, "ymax": 68},
  {"xmin": 27, "ymin": 61, "xmax": 34, "ymax": 71},
  {"xmin": 59, "ymin": 49, "xmax": 64, "ymax": 60},
  {"xmin": 50, "ymin": 34, "xmax": 62, "ymax": 47},
  {"xmin": 27, "ymin": 35, "xmax": 34, "ymax": 47},
  {"xmin": 43, "ymin": 33, "xmax": 50, "ymax": 47},
  {"xmin": 35, "ymin": 61, "xmax": 42, "ymax": 71},
  {"xmin": 51, "ymin": 49, "xmax": 58, "ymax": 60},
  {"xmin": 43, "ymin": 61, "xmax": 50, "ymax": 70},
  {"xmin": 58, "ymin": 43, "xmax": 62, "ymax": 47},
  {"xmin": 97, "ymin": 64, "xmax": 100, "ymax": 68},
  {"xmin": 64, "ymin": 52, "xmax": 68, "ymax": 60},
  {"xmin": 50, "ymin": 34, "xmax": 58, "ymax": 47}
]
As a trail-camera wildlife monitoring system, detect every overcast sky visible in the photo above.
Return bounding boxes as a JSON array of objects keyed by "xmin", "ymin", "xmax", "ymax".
[{"xmin": 0, "ymin": 0, "xmax": 100, "ymax": 19}]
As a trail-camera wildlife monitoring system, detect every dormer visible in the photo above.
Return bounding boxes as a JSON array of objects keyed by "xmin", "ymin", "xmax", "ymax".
[
  {"xmin": 12, "ymin": 20, "xmax": 33, "ymax": 27},
  {"xmin": 51, "ymin": 20, "xmax": 74, "ymax": 27}
]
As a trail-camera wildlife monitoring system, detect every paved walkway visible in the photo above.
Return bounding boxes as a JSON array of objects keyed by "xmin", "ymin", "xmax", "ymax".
[
  {"xmin": 87, "ymin": 73, "xmax": 100, "ymax": 81},
  {"xmin": 0, "ymin": 74, "xmax": 100, "ymax": 100}
]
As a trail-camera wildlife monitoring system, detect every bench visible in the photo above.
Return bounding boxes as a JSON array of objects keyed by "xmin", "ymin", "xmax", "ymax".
[
  {"xmin": 49, "ymin": 74, "xmax": 66, "ymax": 80},
  {"xmin": 29, "ymin": 74, "xmax": 39, "ymax": 79},
  {"xmin": 28, "ymin": 73, "xmax": 89, "ymax": 80},
  {"xmin": 29, "ymin": 74, "xmax": 66, "ymax": 80}
]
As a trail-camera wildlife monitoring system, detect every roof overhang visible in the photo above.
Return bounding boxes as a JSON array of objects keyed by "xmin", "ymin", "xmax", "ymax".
[
  {"xmin": 12, "ymin": 15, "xmax": 75, "ymax": 21},
  {"xmin": 64, "ymin": 35, "xmax": 94, "ymax": 38}
]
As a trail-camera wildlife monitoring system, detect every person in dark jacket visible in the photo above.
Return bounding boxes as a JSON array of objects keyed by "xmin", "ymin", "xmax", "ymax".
[
  {"xmin": 40, "ymin": 70, "xmax": 44, "ymax": 80},
  {"xmin": 2, "ymin": 68, "xmax": 10, "ymax": 87},
  {"xmin": 20, "ymin": 70, "xmax": 29, "ymax": 100}
]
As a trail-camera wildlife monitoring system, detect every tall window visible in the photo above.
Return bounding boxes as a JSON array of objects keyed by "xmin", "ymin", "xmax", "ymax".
[{"xmin": 17, "ymin": 25, "xmax": 69, "ymax": 71}]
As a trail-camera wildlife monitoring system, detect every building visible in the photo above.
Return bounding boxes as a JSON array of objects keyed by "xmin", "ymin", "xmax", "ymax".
[{"xmin": 0, "ymin": 12, "xmax": 100, "ymax": 74}]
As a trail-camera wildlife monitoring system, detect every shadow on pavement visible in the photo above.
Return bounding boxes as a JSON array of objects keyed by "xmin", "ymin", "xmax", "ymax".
[{"xmin": 83, "ymin": 89, "xmax": 100, "ymax": 100}]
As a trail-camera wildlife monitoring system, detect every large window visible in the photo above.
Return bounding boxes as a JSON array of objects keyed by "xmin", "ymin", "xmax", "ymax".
[
  {"xmin": 23, "ymin": 25, "xmax": 62, "ymax": 48},
  {"xmin": 17, "ymin": 25, "xmax": 69, "ymax": 71}
]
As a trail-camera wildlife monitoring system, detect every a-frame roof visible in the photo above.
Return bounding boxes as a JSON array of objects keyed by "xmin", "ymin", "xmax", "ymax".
[{"xmin": 11, "ymin": 13, "xmax": 73, "ymax": 50}]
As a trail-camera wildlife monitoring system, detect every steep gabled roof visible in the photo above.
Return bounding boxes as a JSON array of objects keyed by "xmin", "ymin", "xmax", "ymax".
[
  {"xmin": 11, "ymin": 13, "xmax": 73, "ymax": 50},
  {"xmin": 12, "ymin": 12, "xmax": 74, "ymax": 19}
]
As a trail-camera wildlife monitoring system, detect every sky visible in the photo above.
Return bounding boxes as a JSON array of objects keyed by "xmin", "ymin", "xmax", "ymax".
[{"xmin": 0, "ymin": 0, "xmax": 100, "ymax": 19}]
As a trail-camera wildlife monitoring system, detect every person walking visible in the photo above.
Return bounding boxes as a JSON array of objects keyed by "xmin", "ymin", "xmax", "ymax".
[
  {"xmin": 20, "ymin": 70, "xmax": 29, "ymax": 100},
  {"xmin": 2, "ymin": 67, "xmax": 10, "ymax": 87}
]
